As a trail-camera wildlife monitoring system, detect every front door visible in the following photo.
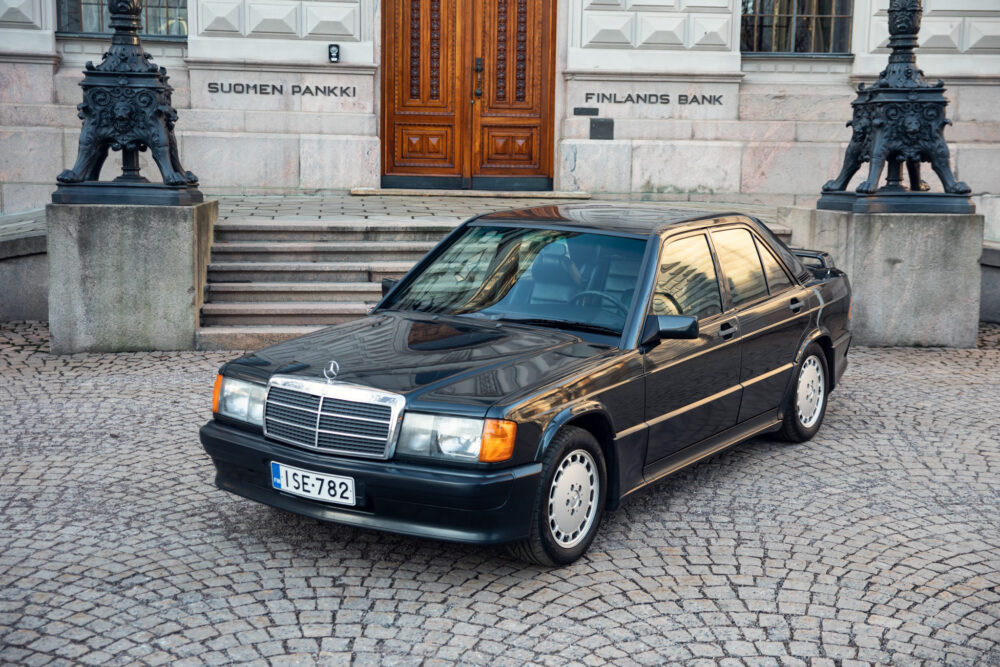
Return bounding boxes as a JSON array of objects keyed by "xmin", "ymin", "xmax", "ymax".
[
  {"xmin": 381, "ymin": 0, "xmax": 556, "ymax": 190},
  {"xmin": 642, "ymin": 232, "xmax": 743, "ymax": 466}
]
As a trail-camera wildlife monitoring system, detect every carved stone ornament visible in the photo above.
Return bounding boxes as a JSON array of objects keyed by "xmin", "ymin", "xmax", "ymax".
[
  {"xmin": 817, "ymin": 0, "xmax": 973, "ymax": 214},
  {"xmin": 52, "ymin": 0, "xmax": 202, "ymax": 205}
]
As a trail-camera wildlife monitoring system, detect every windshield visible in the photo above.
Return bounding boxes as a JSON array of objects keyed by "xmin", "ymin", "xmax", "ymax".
[{"xmin": 381, "ymin": 224, "xmax": 648, "ymax": 335}]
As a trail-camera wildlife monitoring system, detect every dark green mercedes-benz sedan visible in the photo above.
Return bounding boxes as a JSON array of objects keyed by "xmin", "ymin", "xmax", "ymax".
[{"xmin": 200, "ymin": 204, "xmax": 852, "ymax": 565}]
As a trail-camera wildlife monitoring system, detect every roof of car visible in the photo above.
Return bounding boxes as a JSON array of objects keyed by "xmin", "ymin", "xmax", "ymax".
[{"xmin": 474, "ymin": 204, "xmax": 744, "ymax": 236}]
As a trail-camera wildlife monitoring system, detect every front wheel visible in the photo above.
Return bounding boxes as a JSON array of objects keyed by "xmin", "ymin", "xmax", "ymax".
[
  {"xmin": 779, "ymin": 343, "xmax": 829, "ymax": 442},
  {"xmin": 507, "ymin": 426, "xmax": 607, "ymax": 566}
]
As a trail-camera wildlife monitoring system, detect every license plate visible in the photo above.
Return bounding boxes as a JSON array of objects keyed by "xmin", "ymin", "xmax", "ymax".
[{"xmin": 270, "ymin": 462, "xmax": 355, "ymax": 506}]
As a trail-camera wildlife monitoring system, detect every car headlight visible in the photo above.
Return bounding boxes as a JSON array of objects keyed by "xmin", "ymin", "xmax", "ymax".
[
  {"xmin": 397, "ymin": 413, "xmax": 517, "ymax": 463},
  {"xmin": 212, "ymin": 375, "xmax": 267, "ymax": 425}
]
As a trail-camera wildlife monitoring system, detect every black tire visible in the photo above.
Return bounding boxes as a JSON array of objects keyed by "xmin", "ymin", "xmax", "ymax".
[
  {"xmin": 779, "ymin": 343, "xmax": 830, "ymax": 442},
  {"xmin": 507, "ymin": 426, "xmax": 607, "ymax": 566}
]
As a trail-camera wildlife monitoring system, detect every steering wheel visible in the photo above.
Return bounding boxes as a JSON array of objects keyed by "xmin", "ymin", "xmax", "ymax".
[{"xmin": 570, "ymin": 290, "xmax": 630, "ymax": 317}]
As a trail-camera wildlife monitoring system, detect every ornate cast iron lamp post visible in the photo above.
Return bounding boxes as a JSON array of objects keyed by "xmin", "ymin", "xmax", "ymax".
[
  {"xmin": 53, "ymin": 0, "xmax": 202, "ymax": 205},
  {"xmin": 818, "ymin": 0, "xmax": 972, "ymax": 214}
]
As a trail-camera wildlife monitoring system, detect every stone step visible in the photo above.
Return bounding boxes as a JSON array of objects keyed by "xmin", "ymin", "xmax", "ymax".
[
  {"xmin": 207, "ymin": 281, "xmax": 383, "ymax": 303},
  {"xmin": 207, "ymin": 260, "xmax": 415, "ymax": 283},
  {"xmin": 196, "ymin": 325, "xmax": 327, "ymax": 351},
  {"xmin": 213, "ymin": 219, "xmax": 459, "ymax": 242},
  {"xmin": 201, "ymin": 302, "xmax": 370, "ymax": 326},
  {"xmin": 211, "ymin": 240, "xmax": 436, "ymax": 263}
]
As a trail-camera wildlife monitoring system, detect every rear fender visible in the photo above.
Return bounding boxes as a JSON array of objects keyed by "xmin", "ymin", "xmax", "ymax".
[{"xmin": 778, "ymin": 328, "xmax": 836, "ymax": 423}]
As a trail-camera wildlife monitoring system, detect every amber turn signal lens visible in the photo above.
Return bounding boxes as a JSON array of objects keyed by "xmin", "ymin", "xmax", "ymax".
[
  {"xmin": 479, "ymin": 419, "xmax": 517, "ymax": 462},
  {"xmin": 212, "ymin": 374, "xmax": 223, "ymax": 413}
]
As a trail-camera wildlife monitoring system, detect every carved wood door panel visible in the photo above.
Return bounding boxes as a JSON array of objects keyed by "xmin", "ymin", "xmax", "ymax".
[
  {"xmin": 383, "ymin": 0, "xmax": 466, "ymax": 182},
  {"xmin": 382, "ymin": 0, "xmax": 555, "ymax": 190}
]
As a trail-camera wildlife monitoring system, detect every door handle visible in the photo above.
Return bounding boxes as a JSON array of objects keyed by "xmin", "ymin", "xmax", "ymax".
[
  {"xmin": 717, "ymin": 321, "xmax": 736, "ymax": 340},
  {"xmin": 474, "ymin": 57, "xmax": 483, "ymax": 100},
  {"xmin": 789, "ymin": 297, "xmax": 803, "ymax": 313}
]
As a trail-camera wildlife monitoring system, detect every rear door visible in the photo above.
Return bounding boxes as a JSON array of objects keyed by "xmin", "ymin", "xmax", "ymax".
[
  {"xmin": 643, "ymin": 232, "xmax": 742, "ymax": 465},
  {"xmin": 710, "ymin": 226, "xmax": 812, "ymax": 422}
]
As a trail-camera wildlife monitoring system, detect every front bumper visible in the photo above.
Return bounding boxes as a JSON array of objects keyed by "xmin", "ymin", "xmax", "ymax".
[{"xmin": 200, "ymin": 421, "xmax": 542, "ymax": 544}]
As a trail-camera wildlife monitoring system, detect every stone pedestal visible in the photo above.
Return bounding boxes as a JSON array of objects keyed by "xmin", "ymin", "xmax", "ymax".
[
  {"xmin": 46, "ymin": 201, "xmax": 217, "ymax": 353},
  {"xmin": 779, "ymin": 207, "xmax": 983, "ymax": 348}
]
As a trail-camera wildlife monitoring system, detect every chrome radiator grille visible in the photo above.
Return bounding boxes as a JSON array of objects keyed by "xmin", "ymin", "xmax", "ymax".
[{"xmin": 263, "ymin": 377, "xmax": 404, "ymax": 459}]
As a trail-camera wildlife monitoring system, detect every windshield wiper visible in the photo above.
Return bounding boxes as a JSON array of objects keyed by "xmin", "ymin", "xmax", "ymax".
[{"xmin": 499, "ymin": 317, "xmax": 621, "ymax": 337}]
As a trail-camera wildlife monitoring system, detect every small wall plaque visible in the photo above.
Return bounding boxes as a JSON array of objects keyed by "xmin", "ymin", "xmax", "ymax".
[{"xmin": 328, "ymin": 44, "xmax": 340, "ymax": 63}]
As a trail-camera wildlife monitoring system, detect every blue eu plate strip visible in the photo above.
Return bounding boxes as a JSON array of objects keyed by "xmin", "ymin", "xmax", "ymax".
[{"xmin": 270, "ymin": 462, "xmax": 281, "ymax": 489}]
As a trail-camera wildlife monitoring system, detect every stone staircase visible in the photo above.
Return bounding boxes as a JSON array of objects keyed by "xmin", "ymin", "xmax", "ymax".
[
  {"xmin": 196, "ymin": 206, "xmax": 792, "ymax": 350},
  {"xmin": 197, "ymin": 219, "xmax": 458, "ymax": 349}
]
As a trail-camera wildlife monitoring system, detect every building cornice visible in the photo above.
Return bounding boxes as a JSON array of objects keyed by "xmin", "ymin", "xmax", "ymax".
[
  {"xmin": 849, "ymin": 74, "xmax": 1000, "ymax": 86},
  {"xmin": 184, "ymin": 58, "xmax": 376, "ymax": 75},
  {"xmin": 0, "ymin": 51, "xmax": 61, "ymax": 66},
  {"xmin": 563, "ymin": 70, "xmax": 744, "ymax": 83}
]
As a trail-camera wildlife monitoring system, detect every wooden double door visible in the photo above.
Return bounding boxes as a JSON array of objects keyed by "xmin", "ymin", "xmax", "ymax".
[{"xmin": 381, "ymin": 0, "xmax": 556, "ymax": 190}]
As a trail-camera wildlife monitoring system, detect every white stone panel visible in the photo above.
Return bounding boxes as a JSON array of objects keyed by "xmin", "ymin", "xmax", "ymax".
[
  {"xmin": 0, "ymin": 61, "xmax": 56, "ymax": 104},
  {"xmin": 190, "ymin": 67, "xmax": 374, "ymax": 113},
  {"xmin": 566, "ymin": 78, "xmax": 738, "ymax": 120},
  {"xmin": 199, "ymin": 0, "xmax": 242, "ymax": 34},
  {"xmin": 918, "ymin": 17, "xmax": 961, "ymax": 51},
  {"xmin": 636, "ymin": 14, "xmax": 685, "ymax": 49},
  {"xmin": 558, "ymin": 140, "xmax": 632, "ymax": 193},
  {"xmin": 0, "ymin": 128, "xmax": 63, "ymax": 182},
  {"xmin": 583, "ymin": 0, "xmax": 625, "ymax": 8},
  {"xmin": 582, "ymin": 11, "xmax": 635, "ymax": 48},
  {"xmin": 627, "ymin": 0, "xmax": 675, "ymax": 10},
  {"xmin": 741, "ymin": 142, "xmax": 844, "ymax": 194},
  {"xmin": 966, "ymin": 20, "xmax": 1000, "ymax": 52},
  {"xmin": 303, "ymin": 2, "xmax": 358, "ymax": 39},
  {"xmin": 247, "ymin": 2, "xmax": 299, "ymax": 36},
  {"xmin": 0, "ymin": 0, "xmax": 39, "ymax": 28},
  {"xmin": 299, "ymin": 135, "xmax": 379, "ymax": 189},
  {"xmin": 181, "ymin": 132, "xmax": 301, "ymax": 188},
  {"xmin": 631, "ymin": 140, "xmax": 741, "ymax": 193},
  {"xmin": 688, "ymin": 14, "xmax": 729, "ymax": 48}
]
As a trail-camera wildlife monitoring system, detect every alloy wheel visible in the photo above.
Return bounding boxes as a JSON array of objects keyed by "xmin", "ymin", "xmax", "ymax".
[
  {"xmin": 796, "ymin": 354, "xmax": 826, "ymax": 428},
  {"xmin": 547, "ymin": 449, "xmax": 599, "ymax": 549}
]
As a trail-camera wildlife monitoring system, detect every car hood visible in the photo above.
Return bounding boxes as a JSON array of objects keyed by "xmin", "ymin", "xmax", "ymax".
[{"xmin": 222, "ymin": 311, "xmax": 616, "ymax": 416}]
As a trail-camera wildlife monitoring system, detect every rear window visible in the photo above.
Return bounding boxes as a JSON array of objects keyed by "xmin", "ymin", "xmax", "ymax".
[{"xmin": 712, "ymin": 228, "xmax": 769, "ymax": 307}]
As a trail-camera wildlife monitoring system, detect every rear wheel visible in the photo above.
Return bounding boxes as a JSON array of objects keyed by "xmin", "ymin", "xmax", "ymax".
[
  {"xmin": 779, "ymin": 343, "xmax": 829, "ymax": 442},
  {"xmin": 507, "ymin": 426, "xmax": 607, "ymax": 566}
]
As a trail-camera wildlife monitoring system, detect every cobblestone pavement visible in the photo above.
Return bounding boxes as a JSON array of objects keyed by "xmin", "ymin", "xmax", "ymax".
[{"xmin": 1, "ymin": 321, "xmax": 999, "ymax": 666}]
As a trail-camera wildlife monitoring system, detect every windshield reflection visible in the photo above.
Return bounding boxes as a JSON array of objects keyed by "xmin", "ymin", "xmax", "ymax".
[{"xmin": 381, "ymin": 225, "xmax": 648, "ymax": 335}]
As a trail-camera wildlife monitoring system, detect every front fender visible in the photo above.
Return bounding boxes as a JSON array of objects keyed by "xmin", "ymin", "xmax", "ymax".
[{"xmin": 533, "ymin": 401, "xmax": 615, "ymax": 461}]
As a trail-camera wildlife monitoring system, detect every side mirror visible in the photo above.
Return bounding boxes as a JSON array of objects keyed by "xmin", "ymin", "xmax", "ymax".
[
  {"xmin": 381, "ymin": 278, "xmax": 398, "ymax": 296},
  {"xmin": 640, "ymin": 314, "xmax": 698, "ymax": 347}
]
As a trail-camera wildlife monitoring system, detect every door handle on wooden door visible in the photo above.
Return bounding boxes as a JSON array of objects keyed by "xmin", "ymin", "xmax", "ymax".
[{"xmin": 474, "ymin": 57, "xmax": 484, "ymax": 100}]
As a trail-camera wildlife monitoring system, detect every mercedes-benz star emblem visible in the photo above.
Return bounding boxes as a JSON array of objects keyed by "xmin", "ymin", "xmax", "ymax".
[{"xmin": 323, "ymin": 360, "xmax": 340, "ymax": 383}]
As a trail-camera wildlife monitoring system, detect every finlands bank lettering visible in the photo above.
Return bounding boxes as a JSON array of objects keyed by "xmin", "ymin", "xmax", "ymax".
[
  {"xmin": 584, "ymin": 92, "xmax": 723, "ymax": 105},
  {"xmin": 207, "ymin": 83, "xmax": 357, "ymax": 97}
]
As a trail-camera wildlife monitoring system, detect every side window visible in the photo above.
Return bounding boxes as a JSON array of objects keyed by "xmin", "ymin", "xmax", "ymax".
[
  {"xmin": 712, "ymin": 228, "xmax": 769, "ymax": 307},
  {"xmin": 652, "ymin": 234, "xmax": 723, "ymax": 320},
  {"xmin": 755, "ymin": 237, "xmax": 792, "ymax": 294}
]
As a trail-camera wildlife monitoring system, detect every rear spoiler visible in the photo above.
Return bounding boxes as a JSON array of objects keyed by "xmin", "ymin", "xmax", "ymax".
[{"xmin": 790, "ymin": 248, "xmax": 835, "ymax": 270}]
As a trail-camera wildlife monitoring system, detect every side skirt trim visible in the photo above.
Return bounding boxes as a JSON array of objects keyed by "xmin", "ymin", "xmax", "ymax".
[{"xmin": 623, "ymin": 411, "xmax": 780, "ymax": 499}]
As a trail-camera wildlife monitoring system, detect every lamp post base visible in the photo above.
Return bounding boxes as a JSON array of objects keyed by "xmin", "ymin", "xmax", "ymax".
[
  {"xmin": 817, "ymin": 191, "xmax": 975, "ymax": 215},
  {"xmin": 52, "ymin": 181, "xmax": 204, "ymax": 206}
]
